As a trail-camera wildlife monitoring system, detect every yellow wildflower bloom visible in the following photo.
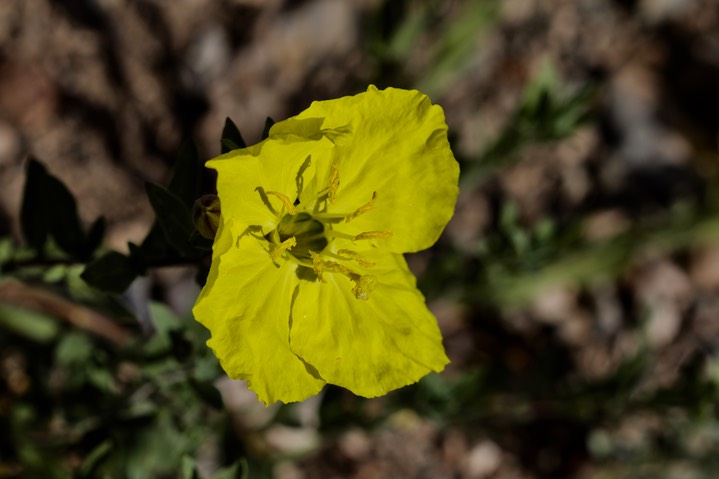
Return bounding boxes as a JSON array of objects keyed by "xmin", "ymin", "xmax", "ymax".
[{"xmin": 193, "ymin": 86, "xmax": 459, "ymax": 405}]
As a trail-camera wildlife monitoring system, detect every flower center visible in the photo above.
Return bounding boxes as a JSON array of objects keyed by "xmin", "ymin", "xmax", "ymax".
[
  {"xmin": 259, "ymin": 159, "xmax": 394, "ymax": 300},
  {"xmin": 271, "ymin": 212, "xmax": 328, "ymax": 261}
]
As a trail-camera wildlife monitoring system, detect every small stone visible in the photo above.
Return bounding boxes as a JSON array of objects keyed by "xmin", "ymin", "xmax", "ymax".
[
  {"xmin": 463, "ymin": 441, "xmax": 502, "ymax": 479},
  {"xmin": 339, "ymin": 428, "xmax": 372, "ymax": 461},
  {"xmin": 265, "ymin": 425, "xmax": 320, "ymax": 456}
]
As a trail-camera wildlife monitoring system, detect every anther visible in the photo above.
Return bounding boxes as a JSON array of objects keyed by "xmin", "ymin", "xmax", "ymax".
[
  {"xmin": 266, "ymin": 191, "xmax": 296, "ymax": 215},
  {"xmin": 353, "ymin": 231, "xmax": 393, "ymax": 241},
  {"xmin": 328, "ymin": 160, "xmax": 340, "ymax": 204},
  {"xmin": 345, "ymin": 192, "xmax": 378, "ymax": 223},
  {"xmin": 310, "ymin": 251, "xmax": 325, "ymax": 281},
  {"xmin": 270, "ymin": 236, "xmax": 297, "ymax": 260},
  {"xmin": 316, "ymin": 257, "xmax": 355, "ymax": 279},
  {"xmin": 337, "ymin": 249, "xmax": 375, "ymax": 268}
]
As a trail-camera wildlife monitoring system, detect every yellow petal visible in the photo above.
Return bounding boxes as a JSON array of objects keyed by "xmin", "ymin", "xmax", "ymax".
[
  {"xmin": 289, "ymin": 249, "xmax": 449, "ymax": 397},
  {"xmin": 207, "ymin": 137, "xmax": 332, "ymax": 230},
  {"xmin": 289, "ymin": 85, "xmax": 459, "ymax": 253},
  {"xmin": 193, "ymin": 219, "xmax": 326, "ymax": 405}
]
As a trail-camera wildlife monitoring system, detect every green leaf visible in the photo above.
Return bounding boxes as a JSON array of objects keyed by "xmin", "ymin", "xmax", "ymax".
[
  {"xmin": 221, "ymin": 117, "xmax": 247, "ymax": 153},
  {"xmin": 181, "ymin": 456, "xmax": 201, "ymax": 479},
  {"xmin": 87, "ymin": 366, "xmax": 116, "ymax": 392},
  {"xmin": 81, "ymin": 251, "xmax": 139, "ymax": 293},
  {"xmin": 148, "ymin": 301, "xmax": 179, "ymax": 333},
  {"xmin": 139, "ymin": 224, "xmax": 172, "ymax": 259},
  {"xmin": 261, "ymin": 116, "xmax": 275, "ymax": 140},
  {"xmin": 212, "ymin": 459, "xmax": 248, "ymax": 479},
  {"xmin": 55, "ymin": 331, "xmax": 93, "ymax": 365},
  {"xmin": 0, "ymin": 238, "xmax": 14, "ymax": 266},
  {"xmin": 0, "ymin": 298, "xmax": 59, "ymax": 343},
  {"xmin": 386, "ymin": 6, "xmax": 427, "ymax": 59},
  {"xmin": 521, "ymin": 61, "xmax": 560, "ymax": 116},
  {"xmin": 37, "ymin": 162, "xmax": 85, "ymax": 257},
  {"xmin": 77, "ymin": 440, "xmax": 112, "ymax": 478},
  {"xmin": 127, "ymin": 241, "xmax": 144, "ymax": 265},
  {"xmin": 84, "ymin": 216, "xmax": 106, "ymax": 256},
  {"xmin": 145, "ymin": 183, "xmax": 196, "ymax": 257},
  {"xmin": 142, "ymin": 302, "xmax": 180, "ymax": 358},
  {"xmin": 20, "ymin": 158, "xmax": 104, "ymax": 259},
  {"xmin": 42, "ymin": 264, "xmax": 68, "ymax": 283},
  {"xmin": 168, "ymin": 141, "xmax": 204, "ymax": 210},
  {"xmin": 140, "ymin": 142, "xmax": 208, "ymax": 262},
  {"xmin": 114, "ymin": 410, "xmax": 193, "ymax": 479},
  {"xmin": 188, "ymin": 377, "xmax": 224, "ymax": 410},
  {"xmin": 20, "ymin": 159, "xmax": 50, "ymax": 250}
]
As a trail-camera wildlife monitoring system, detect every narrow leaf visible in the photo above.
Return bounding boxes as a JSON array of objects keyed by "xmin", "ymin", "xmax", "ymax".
[
  {"xmin": 44, "ymin": 172, "xmax": 85, "ymax": 257},
  {"xmin": 181, "ymin": 456, "xmax": 201, "ymax": 479},
  {"xmin": 127, "ymin": 241, "xmax": 144, "ymax": 265},
  {"xmin": 221, "ymin": 117, "xmax": 247, "ymax": 152},
  {"xmin": 83, "ymin": 216, "xmax": 106, "ymax": 257},
  {"xmin": 168, "ymin": 141, "xmax": 204, "ymax": 210},
  {"xmin": 145, "ymin": 183, "xmax": 196, "ymax": 257},
  {"xmin": 77, "ymin": 440, "xmax": 113, "ymax": 478},
  {"xmin": 212, "ymin": 460, "xmax": 249, "ymax": 479},
  {"xmin": 261, "ymin": 116, "xmax": 275, "ymax": 140},
  {"xmin": 20, "ymin": 159, "xmax": 51, "ymax": 250},
  {"xmin": 139, "ymin": 224, "xmax": 174, "ymax": 260},
  {"xmin": 20, "ymin": 158, "xmax": 90, "ymax": 258}
]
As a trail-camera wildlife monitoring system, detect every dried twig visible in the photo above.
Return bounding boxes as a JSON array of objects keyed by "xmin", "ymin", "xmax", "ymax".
[{"xmin": 0, "ymin": 280, "xmax": 132, "ymax": 346}]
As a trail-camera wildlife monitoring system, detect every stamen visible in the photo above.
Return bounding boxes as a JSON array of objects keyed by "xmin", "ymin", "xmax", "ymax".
[
  {"xmin": 310, "ymin": 252, "xmax": 378, "ymax": 300},
  {"xmin": 328, "ymin": 160, "xmax": 340, "ymax": 205},
  {"xmin": 310, "ymin": 251, "xmax": 325, "ymax": 281},
  {"xmin": 344, "ymin": 191, "xmax": 377, "ymax": 223},
  {"xmin": 295, "ymin": 156, "xmax": 311, "ymax": 197},
  {"xmin": 266, "ymin": 191, "xmax": 296, "ymax": 215},
  {"xmin": 270, "ymin": 236, "xmax": 297, "ymax": 260},
  {"xmin": 337, "ymin": 249, "xmax": 375, "ymax": 268},
  {"xmin": 354, "ymin": 231, "xmax": 393, "ymax": 241}
]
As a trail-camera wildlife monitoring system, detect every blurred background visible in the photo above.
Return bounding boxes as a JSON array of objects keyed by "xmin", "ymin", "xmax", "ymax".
[{"xmin": 2, "ymin": 0, "xmax": 719, "ymax": 477}]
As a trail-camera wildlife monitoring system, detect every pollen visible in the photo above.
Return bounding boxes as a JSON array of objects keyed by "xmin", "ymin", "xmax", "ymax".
[
  {"xmin": 345, "ymin": 192, "xmax": 378, "ymax": 223},
  {"xmin": 266, "ymin": 191, "xmax": 297, "ymax": 215},
  {"xmin": 270, "ymin": 236, "xmax": 297, "ymax": 260},
  {"xmin": 354, "ymin": 231, "xmax": 393, "ymax": 241}
]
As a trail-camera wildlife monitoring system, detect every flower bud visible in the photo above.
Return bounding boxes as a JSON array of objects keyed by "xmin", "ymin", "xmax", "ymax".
[{"xmin": 192, "ymin": 194, "xmax": 221, "ymax": 239}]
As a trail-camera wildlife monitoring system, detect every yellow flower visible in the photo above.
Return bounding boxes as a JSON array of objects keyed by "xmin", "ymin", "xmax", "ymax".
[{"xmin": 193, "ymin": 86, "xmax": 459, "ymax": 405}]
